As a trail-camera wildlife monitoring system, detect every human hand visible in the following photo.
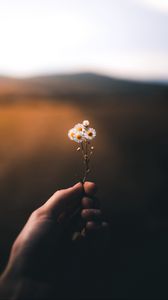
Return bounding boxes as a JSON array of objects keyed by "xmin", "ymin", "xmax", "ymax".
[{"xmin": 0, "ymin": 182, "xmax": 109, "ymax": 299}]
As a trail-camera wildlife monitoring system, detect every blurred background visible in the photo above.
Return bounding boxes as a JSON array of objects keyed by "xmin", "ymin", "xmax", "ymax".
[{"xmin": 0, "ymin": 0, "xmax": 168, "ymax": 298}]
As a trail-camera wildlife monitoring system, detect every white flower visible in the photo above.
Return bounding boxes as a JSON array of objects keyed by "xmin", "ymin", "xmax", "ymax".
[
  {"xmin": 73, "ymin": 131, "xmax": 84, "ymax": 143},
  {"xmin": 68, "ymin": 128, "xmax": 76, "ymax": 140},
  {"xmin": 68, "ymin": 127, "xmax": 85, "ymax": 143},
  {"xmin": 74, "ymin": 123, "xmax": 84, "ymax": 132},
  {"xmin": 84, "ymin": 128, "xmax": 96, "ymax": 140},
  {"xmin": 83, "ymin": 120, "xmax": 90, "ymax": 127}
]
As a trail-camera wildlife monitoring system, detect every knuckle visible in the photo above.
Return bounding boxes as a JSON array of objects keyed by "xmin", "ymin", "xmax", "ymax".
[
  {"xmin": 86, "ymin": 221, "xmax": 99, "ymax": 230},
  {"xmin": 53, "ymin": 189, "xmax": 62, "ymax": 198},
  {"xmin": 30, "ymin": 207, "xmax": 46, "ymax": 220}
]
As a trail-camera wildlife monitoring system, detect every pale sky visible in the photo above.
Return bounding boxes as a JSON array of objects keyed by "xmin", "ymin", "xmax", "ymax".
[{"xmin": 0, "ymin": 0, "xmax": 168, "ymax": 80}]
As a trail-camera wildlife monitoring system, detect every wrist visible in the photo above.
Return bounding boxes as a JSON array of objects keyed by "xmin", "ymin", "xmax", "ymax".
[
  {"xmin": 0, "ymin": 271, "xmax": 14, "ymax": 300},
  {"xmin": 0, "ymin": 266, "xmax": 50, "ymax": 300}
]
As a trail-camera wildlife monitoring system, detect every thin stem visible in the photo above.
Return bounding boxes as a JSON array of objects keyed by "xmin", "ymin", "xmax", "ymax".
[
  {"xmin": 82, "ymin": 141, "xmax": 90, "ymax": 183},
  {"xmin": 81, "ymin": 142, "xmax": 85, "ymax": 156}
]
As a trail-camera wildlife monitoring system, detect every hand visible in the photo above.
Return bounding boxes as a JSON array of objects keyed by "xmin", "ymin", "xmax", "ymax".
[{"xmin": 0, "ymin": 182, "xmax": 109, "ymax": 299}]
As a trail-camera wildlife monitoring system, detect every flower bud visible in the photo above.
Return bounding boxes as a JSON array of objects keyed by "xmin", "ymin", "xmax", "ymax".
[{"xmin": 83, "ymin": 120, "xmax": 89, "ymax": 127}]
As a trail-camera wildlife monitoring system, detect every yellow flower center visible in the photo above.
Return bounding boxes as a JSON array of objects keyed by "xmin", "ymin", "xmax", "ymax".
[
  {"xmin": 76, "ymin": 134, "xmax": 82, "ymax": 140},
  {"xmin": 77, "ymin": 127, "xmax": 82, "ymax": 131},
  {"xmin": 88, "ymin": 131, "xmax": 93, "ymax": 136}
]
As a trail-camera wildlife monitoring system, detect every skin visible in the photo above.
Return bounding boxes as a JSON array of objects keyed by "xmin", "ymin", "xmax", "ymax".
[{"xmin": 0, "ymin": 182, "xmax": 109, "ymax": 299}]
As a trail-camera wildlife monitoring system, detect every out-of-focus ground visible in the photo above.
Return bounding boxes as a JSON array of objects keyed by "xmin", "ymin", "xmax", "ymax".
[{"xmin": 0, "ymin": 73, "xmax": 168, "ymax": 299}]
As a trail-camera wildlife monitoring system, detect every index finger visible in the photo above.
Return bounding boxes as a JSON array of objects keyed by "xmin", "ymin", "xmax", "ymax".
[{"xmin": 43, "ymin": 182, "xmax": 84, "ymax": 218}]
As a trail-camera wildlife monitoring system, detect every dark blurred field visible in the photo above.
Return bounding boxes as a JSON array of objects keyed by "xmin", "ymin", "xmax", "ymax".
[{"xmin": 0, "ymin": 73, "xmax": 168, "ymax": 299}]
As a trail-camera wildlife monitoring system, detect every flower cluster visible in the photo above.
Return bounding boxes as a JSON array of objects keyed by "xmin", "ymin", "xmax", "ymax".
[
  {"xmin": 68, "ymin": 120, "xmax": 96, "ymax": 143},
  {"xmin": 68, "ymin": 120, "xmax": 96, "ymax": 183}
]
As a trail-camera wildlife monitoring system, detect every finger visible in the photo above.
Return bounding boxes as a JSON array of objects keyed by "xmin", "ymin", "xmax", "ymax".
[
  {"xmin": 84, "ymin": 182, "xmax": 97, "ymax": 197},
  {"xmin": 81, "ymin": 196, "xmax": 94, "ymax": 208},
  {"xmin": 82, "ymin": 196, "xmax": 100, "ymax": 209},
  {"xmin": 81, "ymin": 209, "xmax": 102, "ymax": 222},
  {"xmin": 86, "ymin": 221, "xmax": 100, "ymax": 230},
  {"xmin": 43, "ymin": 182, "xmax": 83, "ymax": 218},
  {"xmin": 86, "ymin": 221, "xmax": 109, "ymax": 231}
]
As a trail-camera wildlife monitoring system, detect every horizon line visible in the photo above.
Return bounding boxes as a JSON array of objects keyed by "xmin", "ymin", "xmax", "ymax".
[{"xmin": 0, "ymin": 69, "xmax": 168, "ymax": 84}]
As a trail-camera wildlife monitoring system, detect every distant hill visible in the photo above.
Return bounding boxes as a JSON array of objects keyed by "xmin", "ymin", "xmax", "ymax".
[{"xmin": 0, "ymin": 72, "xmax": 167, "ymax": 101}]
